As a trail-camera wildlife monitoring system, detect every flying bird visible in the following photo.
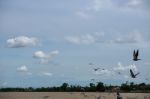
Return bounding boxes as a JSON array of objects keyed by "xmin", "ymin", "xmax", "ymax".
[
  {"xmin": 130, "ymin": 69, "xmax": 140, "ymax": 78},
  {"xmin": 89, "ymin": 63, "xmax": 94, "ymax": 66},
  {"xmin": 133, "ymin": 49, "xmax": 141, "ymax": 61},
  {"xmin": 117, "ymin": 72, "xmax": 121, "ymax": 75},
  {"xmin": 93, "ymin": 68, "xmax": 100, "ymax": 71}
]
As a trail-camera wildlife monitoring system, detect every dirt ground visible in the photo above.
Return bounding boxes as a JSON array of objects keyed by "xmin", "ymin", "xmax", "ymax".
[{"xmin": 0, "ymin": 92, "xmax": 150, "ymax": 99}]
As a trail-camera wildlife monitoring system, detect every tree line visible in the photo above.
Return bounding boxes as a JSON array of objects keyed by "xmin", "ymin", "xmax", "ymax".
[{"xmin": 0, "ymin": 82, "xmax": 150, "ymax": 92}]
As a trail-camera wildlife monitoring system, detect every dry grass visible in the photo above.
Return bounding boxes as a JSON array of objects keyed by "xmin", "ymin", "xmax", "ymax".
[{"xmin": 0, "ymin": 92, "xmax": 150, "ymax": 99}]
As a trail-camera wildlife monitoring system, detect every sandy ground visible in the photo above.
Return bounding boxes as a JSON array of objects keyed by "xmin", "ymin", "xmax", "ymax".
[{"xmin": 0, "ymin": 92, "xmax": 150, "ymax": 99}]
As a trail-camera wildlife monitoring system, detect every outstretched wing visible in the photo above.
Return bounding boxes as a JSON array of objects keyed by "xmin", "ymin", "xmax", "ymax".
[
  {"xmin": 136, "ymin": 49, "xmax": 139, "ymax": 57},
  {"xmin": 94, "ymin": 68, "xmax": 100, "ymax": 71},
  {"xmin": 133, "ymin": 50, "xmax": 136, "ymax": 58},
  {"xmin": 130, "ymin": 69, "xmax": 135, "ymax": 77},
  {"xmin": 135, "ymin": 72, "xmax": 140, "ymax": 76}
]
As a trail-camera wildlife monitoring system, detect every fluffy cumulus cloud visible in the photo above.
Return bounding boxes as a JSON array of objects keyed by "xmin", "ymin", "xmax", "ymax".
[
  {"xmin": 17, "ymin": 65, "xmax": 28, "ymax": 72},
  {"xmin": 33, "ymin": 51, "xmax": 47, "ymax": 59},
  {"xmin": 7, "ymin": 36, "xmax": 39, "ymax": 48},
  {"xmin": 33, "ymin": 50, "xmax": 59, "ymax": 64}
]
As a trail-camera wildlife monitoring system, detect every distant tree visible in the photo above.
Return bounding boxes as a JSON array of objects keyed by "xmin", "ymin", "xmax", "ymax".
[
  {"xmin": 89, "ymin": 83, "xmax": 96, "ymax": 91},
  {"xmin": 1, "ymin": 82, "xmax": 150, "ymax": 92},
  {"xmin": 96, "ymin": 82, "xmax": 105, "ymax": 92},
  {"xmin": 130, "ymin": 82, "xmax": 135, "ymax": 91},
  {"xmin": 28, "ymin": 87, "xmax": 34, "ymax": 92},
  {"xmin": 61, "ymin": 83, "xmax": 68, "ymax": 91},
  {"xmin": 120, "ymin": 83, "xmax": 131, "ymax": 92},
  {"xmin": 138, "ymin": 83, "xmax": 146, "ymax": 90},
  {"xmin": 139, "ymin": 83, "xmax": 146, "ymax": 86}
]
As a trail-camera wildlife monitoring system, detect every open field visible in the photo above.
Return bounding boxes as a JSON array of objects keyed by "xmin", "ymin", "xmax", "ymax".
[{"xmin": 0, "ymin": 92, "xmax": 150, "ymax": 99}]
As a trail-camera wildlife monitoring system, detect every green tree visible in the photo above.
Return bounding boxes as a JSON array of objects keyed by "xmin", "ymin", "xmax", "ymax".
[
  {"xmin": 89, "ymin": 83, "xmax": 96, "ymax": 91},
  {"xmin": 61, "ymin": 83, "xmax": 68, "ymax": 91},
  {"xmin": 96, "ymin": 82, "xmax": 105, "ymax": 92},
  {"xmin": 120, "ymin": 83, "xmax": 131, "ymax": 92}
]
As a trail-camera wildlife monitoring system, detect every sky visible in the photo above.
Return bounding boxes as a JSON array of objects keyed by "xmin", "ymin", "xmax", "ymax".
[{"xmin": 0, "ymin": 0, "xmax": 150, "ymax": 87}]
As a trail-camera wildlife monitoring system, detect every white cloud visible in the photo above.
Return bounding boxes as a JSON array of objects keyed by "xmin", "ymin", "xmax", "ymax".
[
  {"xmin": 113, "ymin": 62, "xmax": 138, "ymax": 72},
  {"xmin": 39, "ymin": 72, "xmax": 53, "ymax": 77},
  {"xmin": 90, "ymin": 0, "xmax": 146, "ymax": 11},
  {"xmin": 127, "ymin": 0, "xmax": 143, "ymax": 8},
  {"xmin": 75, "ymin": 0, "xmax": 113, "ymax": 19},
  {"xmin": 113, "ymin": 32, "xmax": 144, "ymax": 44},
  {"xmin": 50, "ymin": 50, "xmax": 59, "ymax": 56},
  {"xmin": 112, "ymin": 31, "xmax": 149, "ymax": 47},
  {"xmin": 65, "ymin": 33, "xmax": 104, "ymax": 45},
  {"xmin": 42, "ymin": 72, "xmax": 53, "ymax": 77},
  {"xmin": 7, "ymin": 36, "xmax": 39, "ymax": 48},
  {"xmin": 33, "ymin": 50, "xmax": 59, "ymax": 64},
  {"xmin": 76, "ymin": 0, "xmax": 149, "ymax": 19},
  {"xmin": 65, "ymin": 34, "xmax": 95, "ymax": 45},
  {"xmin": 33, "ymin": 51, "xmax": 47, "ymax": 58},
  {"xmin": 65, "ymin": 32, "xmax": 147, "ymax": 47},
  {"xmin": 17, "ymin": 65, "xmax": 28, "ymax": 72}
]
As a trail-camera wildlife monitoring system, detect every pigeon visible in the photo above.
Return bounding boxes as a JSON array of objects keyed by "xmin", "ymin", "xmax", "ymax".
[
  {"xmin": 133, "ymin": 49, "xmax": 141, "ymax": 61},
  {"xmin": 130, "ymin": 69, "xmax": 140, "ymax": 78}
]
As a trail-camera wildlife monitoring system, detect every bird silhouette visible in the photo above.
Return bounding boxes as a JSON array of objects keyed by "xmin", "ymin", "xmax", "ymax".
[
  {"xmin": 130, "ymin": 69, "xmax": 140, "ymax": 78},
  {"xmin": 93, "ymin": 68, "xmax": 100, "ymax": 71},
  {"xmin": 117, "ymin": 72, "xmax": 121, "ymax": 75},
  {"xmin": 133, "ymin": 49, "xmax": 141, "ymax": 61}
]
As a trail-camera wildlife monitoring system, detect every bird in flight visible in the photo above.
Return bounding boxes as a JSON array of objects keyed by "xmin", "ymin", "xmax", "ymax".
[
  {"xmin": 89, "ymin": 63, "xmax": 94, "ymax": 66},
  {"xmin": 93, "ymin": 68, "xmax": 100, "ymax": 71},
  {"xmin": 130, "ymin": 69, "xmax": 140, "ymax": 78},
  {"xmin": 117, "ymin": 72, "xmax": 121, "ymax": 75},
  {"xmin": 133, "ymin": 49, "xmax": 141, "ymax": 61}
]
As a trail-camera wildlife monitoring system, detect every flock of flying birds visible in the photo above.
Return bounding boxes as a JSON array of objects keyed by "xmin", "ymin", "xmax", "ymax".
[{"xmin": 91, "ymin": 49, "xmax": 142, "ymax": 81}]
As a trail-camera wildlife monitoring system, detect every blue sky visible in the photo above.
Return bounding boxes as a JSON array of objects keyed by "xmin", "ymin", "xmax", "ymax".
[{"xmin": 0, "ymin": 0, "xmax": 150, "ymax": 87}]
